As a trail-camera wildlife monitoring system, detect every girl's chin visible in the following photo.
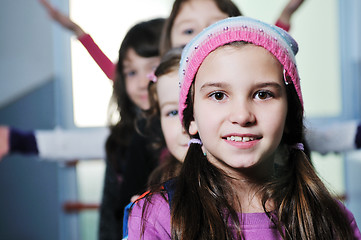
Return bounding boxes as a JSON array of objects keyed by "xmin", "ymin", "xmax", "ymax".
[{"xmin": 138, "ymin": 102, "xmax": 150, "ymax": 110}]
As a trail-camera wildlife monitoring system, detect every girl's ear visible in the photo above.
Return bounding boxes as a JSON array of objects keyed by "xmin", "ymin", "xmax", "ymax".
[{"xmin": 189, "ymin": 120, "xmax": 198, "ymax": 135}]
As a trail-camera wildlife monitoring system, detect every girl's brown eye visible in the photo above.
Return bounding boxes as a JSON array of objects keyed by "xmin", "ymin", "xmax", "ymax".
[
  {"xmin": 210, "ymin": 91, "xmax": 227, "ymax": 101},
  {"xmin": 214, "ymin": 92, "xmax": 225, "ymax": 101},
  {"xmin": 255, "ymin": 91, "xmax": 273, "ymax": 100},
  {"xmin": 258, "ymin": 92, "xmax": 267, "ymax": 99}
]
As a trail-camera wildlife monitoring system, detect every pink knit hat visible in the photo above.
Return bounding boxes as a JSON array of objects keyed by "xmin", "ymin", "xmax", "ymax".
[{"xmin": 179, "ymin": 16, "xmax": 302, "ymax": 123}]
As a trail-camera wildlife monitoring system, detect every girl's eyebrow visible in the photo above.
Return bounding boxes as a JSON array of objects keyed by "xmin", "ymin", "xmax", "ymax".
[
  {"xmin": 173, "ymin": 18, "xmax": 197, "ymax": 29},
  {"xmin": 175, "ymin": 18, "xmax": 194, "ymax": 25},
  {"xmin": 123, "ymin": 62, "xmax": 132, "ymax": 68},
  {"xmin": 199, "ymin": 81, "xmax": 284, "ymax": 92},
  {"xmin": 199, "ymin": 82, "xmax": 230, "ymax": 91},
  {"xmin": 160, "ymin": 101, "xmax": 178, "ymax": 109},
  {"xmin": 176, "ymin": 15, "xmax": 222, "ymax": 27},
  {"xmin": 255, "ymin": 82, "xmax": 283, "ymax": 90}
]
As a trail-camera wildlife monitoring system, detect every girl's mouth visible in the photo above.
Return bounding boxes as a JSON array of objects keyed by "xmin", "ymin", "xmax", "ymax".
[
  {"xmin": 223, "ymin": 135, "xmax": 262, "ymax": 149},
  {"xmin": 225, "ymin": 136, "xmax": 261, "ymax": 142},
  {"xmin": 140, "ymin": 95, "xmax": 148, "ymax": 100}
]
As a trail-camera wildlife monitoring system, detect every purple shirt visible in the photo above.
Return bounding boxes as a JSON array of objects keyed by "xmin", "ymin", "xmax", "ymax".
[{"xmin": 128, "ymin": 193, "xmax": 361, "ymax": 239}]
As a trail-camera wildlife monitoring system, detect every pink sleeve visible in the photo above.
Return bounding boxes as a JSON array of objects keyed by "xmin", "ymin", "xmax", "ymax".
[
  {"xmin": 78, "ymin": 34, "xmax": 116, "ymax": 81},
  {"xmin": 275, "ymin": 19, "xmax": 291, "ymax": 32}
]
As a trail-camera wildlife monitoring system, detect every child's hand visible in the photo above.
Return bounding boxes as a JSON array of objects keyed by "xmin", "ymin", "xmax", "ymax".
[
  {"xmin": 0, "ymin": 126, "xmax": 10, "ymax": 161},
  {"xmin": 38, "ymin": 0, "xmax": 85, "ymax": 37}
]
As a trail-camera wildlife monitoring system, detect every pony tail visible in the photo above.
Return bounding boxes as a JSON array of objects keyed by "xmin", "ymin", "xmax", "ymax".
[
  {"xmin": 274, "ymin": 148, "xmax": 354, "ymax": 239},
  {"xmin": 171, "ymin": 142, "xmax": 241, "ymax": 240},
  {"xmin": 171, "ymin": 142, "xmax": 206, "ymax": 239},
  {"xmin": 281, "ymin": 149, "xmax": 322, "ymax": 239}
]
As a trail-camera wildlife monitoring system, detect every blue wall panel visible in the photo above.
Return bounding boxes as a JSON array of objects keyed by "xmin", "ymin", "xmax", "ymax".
[
  {"xmin": 0, "ymin": 81, "xmax": 60, "ymax": 239},
  {"xmin": 0, "ymin": 155, "xmax": 59, "ymax": 240},
  {"xmin": 0, "ymin": 80, "xmax": 56, "ymax": 129}
]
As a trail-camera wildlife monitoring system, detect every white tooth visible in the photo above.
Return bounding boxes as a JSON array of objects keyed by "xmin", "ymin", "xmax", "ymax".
[{"xmin": 227, "ymin": 136, "xmax": 255, "ymax": 142}]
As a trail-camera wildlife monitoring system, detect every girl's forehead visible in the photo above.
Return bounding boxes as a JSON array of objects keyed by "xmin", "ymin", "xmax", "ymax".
[
  {"xmin": 175, "ymin": 0, "xmax": 225, "ymax": 23},
  {"xmin": 123, "ymin": 49, "xmax": 160, "ymax": 66},
  {"xmin": 157, "ymin": 71, "xmax": 179, "ymax": 86},
  {"xmin": 157, "ymin": 71, "xmax": 180, "ymax": 103},
  {"xmin": 123, "ymin": 48, "xmax": 140, "ymax": 62}
]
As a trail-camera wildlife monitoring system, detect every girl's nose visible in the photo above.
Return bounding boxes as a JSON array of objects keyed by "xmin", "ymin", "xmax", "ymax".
[{"xmin": 228, "ymin": 100, "xmax": 256, "ymax": 127}]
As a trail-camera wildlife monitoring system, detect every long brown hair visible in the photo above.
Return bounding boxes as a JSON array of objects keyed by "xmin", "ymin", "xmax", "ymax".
[
  {"xmin": 159, "ymin": 0, "xmax": 242, "ymax": 56},
  {"xmin": 170, "ymin": 50, "xmax": 354, "ymax": 238},
  {"xmin": 105, "ymin": 18, "xmax": 165, "ymax": 170}
]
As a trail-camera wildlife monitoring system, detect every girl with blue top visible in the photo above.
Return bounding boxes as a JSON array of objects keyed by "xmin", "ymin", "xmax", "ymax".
[{"xmin": 127, "ymin": 16, "xmax": 361, "ymax": 239}]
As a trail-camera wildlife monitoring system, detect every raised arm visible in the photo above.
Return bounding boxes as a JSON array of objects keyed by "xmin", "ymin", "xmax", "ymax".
[
  {"xmin": 276, "ymin": 0, "xmax": 305, "ymax": 31},
  {"xmin": 39, "ymin": 0, "xmax": 116, "ymax": 80},
  {"xmin": 39, "ymin": 0, "xmax": 85, "ymax": 37},
  {"xmin": 0, "ymin": 126, "xmax": 108, "ymax": 161}
]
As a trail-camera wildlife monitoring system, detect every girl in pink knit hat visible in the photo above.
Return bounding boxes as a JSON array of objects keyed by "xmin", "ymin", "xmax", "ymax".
[{"xmin": 127, "ymin": 16, "xmax": 361, "ymax": 239}]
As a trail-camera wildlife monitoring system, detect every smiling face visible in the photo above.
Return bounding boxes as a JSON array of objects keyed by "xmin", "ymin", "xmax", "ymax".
[
  {"xmin": 123, "ymin": 48, "xmax": 160, "ymax": 110},
  {"xmin": 157, "ymin": 71, "xmax": 190, "ymax": 162},
  {"xmin": 189, "ymin": 44, "xmax": 288, "ymax": 178},
  {"xmin": 171, "ymin": 0, "xmax": 228, "ymax": 48}
]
